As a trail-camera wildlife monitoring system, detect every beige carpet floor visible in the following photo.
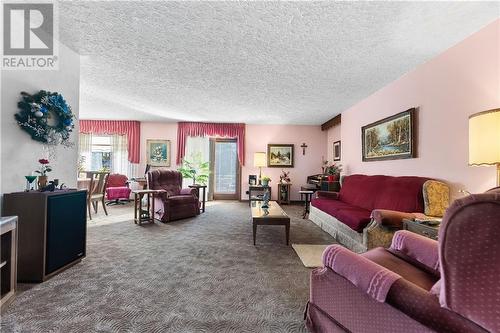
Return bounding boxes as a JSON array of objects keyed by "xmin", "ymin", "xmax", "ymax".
[{"xmin": 1, "ymin": 201, "xmax": 335, "ymax": 333}]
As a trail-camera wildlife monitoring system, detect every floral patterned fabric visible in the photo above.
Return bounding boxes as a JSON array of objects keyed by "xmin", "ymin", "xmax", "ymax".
[{"xmin": 423, "ymin": 180, "xmax": 450, "ymax": 217}]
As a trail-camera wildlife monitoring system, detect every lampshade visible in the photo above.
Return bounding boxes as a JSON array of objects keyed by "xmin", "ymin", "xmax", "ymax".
[
  {"xmin": 253, "ymin": 152, "xmax": 267, "ymax": 167},
  {"xmin": 469, "ymin": 108, "xmax": 500, "ymax": 166}
]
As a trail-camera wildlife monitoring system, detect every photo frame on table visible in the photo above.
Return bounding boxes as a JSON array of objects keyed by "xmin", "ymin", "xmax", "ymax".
[
  {"xmin": 333, "ymin": 140, "xmax": 341, "ymax": 161},
  {"xmin": 267, "ymin": 144, "xmax": 294, "ymax": 168},
  {"xmin": 361, "ymin": 108, "xmax": 416, "ymax": 162},
  {"xmin": 146, "ymin": 139, "xmax": 171, "ymax": 167}
]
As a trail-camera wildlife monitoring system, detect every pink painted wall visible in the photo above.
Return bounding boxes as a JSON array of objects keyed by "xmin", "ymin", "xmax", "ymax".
[
  {"xmin": 139, "ymin": 122, "xmax": 327, "ymax": 201},
  {"xmin": 339, "ymin": 20, "xmax": 500, "ymax": 198},
  {"xmin": 327, "ymin": 124, "xmax": 341, "ymax": 163},
  {"xmin": 242, "ymin": 124, "xmax": 327, "ymax": 201},
  {"xmin": 139, "ymin": 122, "xmax": 178, "ymax": 173}
]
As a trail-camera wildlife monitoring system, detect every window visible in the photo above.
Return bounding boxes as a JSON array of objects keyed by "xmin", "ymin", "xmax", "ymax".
[{"xmin": 91, "ymin": 135, "xmax": 112, "ymax": 171}]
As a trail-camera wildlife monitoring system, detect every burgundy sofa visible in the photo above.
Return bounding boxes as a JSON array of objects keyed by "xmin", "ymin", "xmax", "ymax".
[
  {"xmin": 306, "ymin": 192, "xmax": 500, "ymax": 332},
  {"xmin": 147, "ymin": 169, "xmax": 200, "ymax": 222},
  {"xmin": 309, "ymin": 174, "xmax": 449, "ymax": 252}
]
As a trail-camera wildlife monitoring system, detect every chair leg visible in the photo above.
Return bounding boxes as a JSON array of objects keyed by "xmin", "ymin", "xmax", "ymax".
[
  {"xmin": 87, "ymin": 200, "xmax": 92, "ymax": 220},
  {"xmin": 102, "ymin": 197, "xmax": 108, "ymax": 216},
  {"xmin": 94, "ymin": 201, "xmax": 98, "ymax": 213}
]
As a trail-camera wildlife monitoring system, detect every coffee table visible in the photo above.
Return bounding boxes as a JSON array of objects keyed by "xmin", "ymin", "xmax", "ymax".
[{"xmin": 250, "ymin": 201, "xmax": 290, "ymax": 245}]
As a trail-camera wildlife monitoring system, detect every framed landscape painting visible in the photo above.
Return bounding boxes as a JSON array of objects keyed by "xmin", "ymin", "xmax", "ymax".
[
  {"xmin": 267, "ymin": 144, "xmax": 294, "ymax": 167},
  {"xmin": 362, "ymin": 108, "xmax": 416, "ymax": 162},
  {"xmin": 146, "ymin": 139, "xmax": 171, "ymax": 167}
]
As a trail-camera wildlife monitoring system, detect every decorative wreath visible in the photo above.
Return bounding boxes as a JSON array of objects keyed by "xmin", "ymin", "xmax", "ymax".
[{"xmin": 15, "ymin": 90, "xmax": 75, "ymax": 146}]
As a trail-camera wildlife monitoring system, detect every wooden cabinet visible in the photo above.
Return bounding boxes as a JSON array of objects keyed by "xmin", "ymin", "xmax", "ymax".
[
  {"xmin": 0, "ymin": 216, "xmax": 17, "ymax": 310},
  {"xmin": 2, "ymin": 190, "xmax": 86, "ymax": 282},
  {"xmin": 277, "ymin": 183, "xmax": 292, "ymax": 205}
]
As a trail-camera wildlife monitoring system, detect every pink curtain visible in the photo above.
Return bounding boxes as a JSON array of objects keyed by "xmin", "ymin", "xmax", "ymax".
[
  {"xmin": 79, "ymin": 120, "xmax": 140, "ymax": 163},
  {"xmin": 177, "ymin": 122, "xmax": 245, "ymax": 165}
]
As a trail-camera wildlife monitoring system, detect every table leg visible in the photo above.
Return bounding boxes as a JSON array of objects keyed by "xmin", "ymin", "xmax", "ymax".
[
  {"xmin": 151, "ymin": 193, "xmax": 155, "ymax": 223},
  {"xmin": 248, "ymin": 189, "xmax": 251, "ymax": 206},
  {"xmin": 201, "ymin": 187, "xmax": 206, "ymax": 213},
  {"xmin": 285, "ymin": 223, "xmax": 290, "ymax": 245},
  {"xmin": 253, "ymin": 222, "xmax": 257, "ymax": 245},
  {"xmin": 134, "ymin": 194, "xmax": 138, "ymax": 224}
]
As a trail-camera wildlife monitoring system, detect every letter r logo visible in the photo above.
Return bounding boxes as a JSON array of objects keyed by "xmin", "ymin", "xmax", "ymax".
[{"xmin": 3, "ymin": 3, "xmax": 53, "ymax": 55}]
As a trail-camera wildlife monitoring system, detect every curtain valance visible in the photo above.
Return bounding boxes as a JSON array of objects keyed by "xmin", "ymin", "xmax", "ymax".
[
  {"xmin": 177, "ymin": 122, "xmax": 245, "ymax": 165},
  {"xmin": 79, "ymin": 120, "xmax": 140, "ymax": 163}
]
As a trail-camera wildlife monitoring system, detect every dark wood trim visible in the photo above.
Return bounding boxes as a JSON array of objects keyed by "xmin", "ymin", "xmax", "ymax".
[
  {"xmin": 361, "ymin": 108, "xmax": 417, "ymax": 162},
  {"xmin": 321, "ymin": 114, "xmax": 341, "ymax": 131}
]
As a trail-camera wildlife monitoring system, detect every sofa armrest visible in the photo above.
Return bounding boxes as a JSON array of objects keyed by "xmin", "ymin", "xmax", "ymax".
[
  {"xmin": 371, "ymin": 209, "xmax": 416, "ymax": 229},
  {"xmin": 390, "ymin": 230, "xmax": 439, "ymax": 273},
  {"xmin": 315, "ymin": 191, "xmax": 339, "ymax": 200},
  {"xmin": 322, "ymin": 245, "xmax": 401, "ymax": 302},
  {"xmin": 180, "ymin": 188, "xmax": 198, "ymax": 197}
]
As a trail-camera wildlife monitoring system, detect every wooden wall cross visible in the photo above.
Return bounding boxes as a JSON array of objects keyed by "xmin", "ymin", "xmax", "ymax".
[{"xmin": 301, "ymin": 143, "xmax": 308, "ymax": 155}]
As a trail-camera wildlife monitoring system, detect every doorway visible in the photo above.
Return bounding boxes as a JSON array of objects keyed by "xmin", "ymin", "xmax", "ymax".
[{"xmin": 210, "ymin": 138, "xmax": 240, "ymax": 200}]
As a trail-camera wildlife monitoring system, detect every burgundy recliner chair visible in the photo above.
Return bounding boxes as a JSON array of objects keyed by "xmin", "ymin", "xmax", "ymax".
[
  {"xmin": 147, "ymin": 169, "xmax": 199, "ymax": 222},
  {"xmin": 306, "ymin": 192, "xmax": 500, "ymax": 333}
]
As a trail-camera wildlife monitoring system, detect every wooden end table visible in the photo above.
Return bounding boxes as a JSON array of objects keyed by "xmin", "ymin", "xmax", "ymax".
[
  {"xmin": 248, "ymin": 185, "xmax": 272, "ymax": 206},
  {"xmin": 250, "ymin": 201, "xmax": 290, "ymax": 245},
  {"xmin": 299, "ymin": 190, "xmax": 314, "ymax": 219},
  {"xmin": 403, "ymin": 219, "xmax": 440, "ymax": 240},
  {"xmin": 189, "ymin": 184, "xmax": 207, "ymax": 213},
  {"xmin": 133, "ymin": 190, "xmax": 158, "ymax": 225},
  {"xmin": 277, "ymin": 183, "xmax": 292, "ymax": 205}
]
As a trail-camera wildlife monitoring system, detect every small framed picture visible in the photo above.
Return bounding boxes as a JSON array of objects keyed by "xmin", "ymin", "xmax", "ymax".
[
  {"xmin": 249, "ymin": 175, "xmax": 257, "ymax": 185},
  {"xmin": 267, "ymin": 144, "xmax": 294, "ymax": 168},
  {"xmin": 333, "ymin": 141, "xmax": 341, "ymax": 161},
  {"xmin": 146, "ymin": 139, "xmax": 171, "ymax": 167}
]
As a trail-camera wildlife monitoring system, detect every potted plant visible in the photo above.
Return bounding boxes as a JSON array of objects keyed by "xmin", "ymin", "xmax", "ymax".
[
  {"xmin": 35, "ymin": 158, "xmax": 52, "ymax": 188},
  {"xmin": 178, "ymin": 153, "xmax": 209, "ymax": 185},
  {"xmin": 279, "ymin": 170, "xmax": 291, "ymax": 184},
  {"xmin": 261, "ymin": 175, "xmax": 271, "ymax": 187},
  {"xmin": 325, "ymin": 163, "xmax": 342, "ymax": 182}
]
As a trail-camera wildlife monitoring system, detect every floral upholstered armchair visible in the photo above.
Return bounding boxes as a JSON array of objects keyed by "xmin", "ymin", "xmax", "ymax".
[{"xmin": 146, "ymin": 169, "xmax": 199, "ymax": 222}]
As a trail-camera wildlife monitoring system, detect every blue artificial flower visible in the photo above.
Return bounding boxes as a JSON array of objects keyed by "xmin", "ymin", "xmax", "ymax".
[
  {"xmin": 40, "ymin": 106, "xmax": 48, "ymax": 113},
  {"xmin": 63, "ymin": 119, "xmax": 73, "ymax": 126}
]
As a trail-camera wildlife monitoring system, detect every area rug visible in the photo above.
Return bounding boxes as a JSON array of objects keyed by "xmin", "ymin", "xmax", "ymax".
[
  {"xmin": 292, "ymin": 244, "xmax": 330, "ymax": 268},
  {"xmin": 1, "ymin": 202, "xmax": 335, "ymax": 333}
]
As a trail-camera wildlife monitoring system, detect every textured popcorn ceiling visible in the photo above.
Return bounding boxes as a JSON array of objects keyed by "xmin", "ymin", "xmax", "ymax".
[{"xmin": 58, "ymin": 1, "xmax": 500, "ymax": 124}]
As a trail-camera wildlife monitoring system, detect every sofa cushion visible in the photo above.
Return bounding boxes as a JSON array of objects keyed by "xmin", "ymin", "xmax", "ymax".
[
  {"xmin": 339, "ymin": 175, "xmax": 429, "ymax": 213},
  {"xmin": 168, "ymin": 195, "xmax": 197, "ymax": 204},
  {"xmin": 362, "ymin": 247, "xmax": 438, "ymax": 291},
  {"xmin": 312, "ymin": 198, "xmax": 371, "ymax": 231}
]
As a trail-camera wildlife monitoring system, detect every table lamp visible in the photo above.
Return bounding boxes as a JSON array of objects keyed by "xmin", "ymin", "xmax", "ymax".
[
  {"xmin": 469, "ymin": 108, "xmax": 500, "ymax": 186},
  {"xmin": 253, "ymin": 152, "xmax": 267, "ymax": 185}
]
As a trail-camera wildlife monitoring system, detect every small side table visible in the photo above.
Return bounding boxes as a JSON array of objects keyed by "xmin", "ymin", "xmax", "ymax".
[
  {"xmin": 299, "ymin": 190, "xmax": 314, "ymax": 219},
  {"xmin": 248, "ymin": 185, "xmax": 272, "ymax": 206},
  {"xmin": 277, "ymin": 183, "xmax": 292, "ymax": 205},
  {"xmin": 189, "ymin": 184, "xmax": 207, "ymax": 213},
  {"xmin": 403, "ymin": 219, "xmax": 440, "ymax": 240},
  {"xmin": 133, "ymin": 190, "xmax": 157, "ymax": 225}
]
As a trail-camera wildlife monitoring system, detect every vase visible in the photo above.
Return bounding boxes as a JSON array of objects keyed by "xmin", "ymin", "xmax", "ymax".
[
  {"xmin": 38, "ymin": 175, "xmax": 48, "ymax": 188},
  {"xmin": 327, "ymin": 175, "xmax": 335, "ymax": 182},
  {"xmin": 262, "ymin": 180, "xmax": 269, "ymax": 187}
]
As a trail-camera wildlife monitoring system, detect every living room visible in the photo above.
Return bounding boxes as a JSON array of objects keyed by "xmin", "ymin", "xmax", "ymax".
[{"xmin": 1, "ymin": 2, "xmax": 499, "ymax": 332}]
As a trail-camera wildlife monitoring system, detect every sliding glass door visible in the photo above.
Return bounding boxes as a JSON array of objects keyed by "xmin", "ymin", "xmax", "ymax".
[{"xmin": 212, "ymin": 139, "xmax": 240, "ymax": 200}]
